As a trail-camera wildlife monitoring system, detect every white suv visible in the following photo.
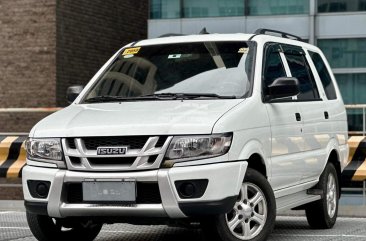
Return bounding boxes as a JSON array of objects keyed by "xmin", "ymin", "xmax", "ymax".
[{"xmin": 23, "ymin": 29, "xmax": 349, "ymax": 241}]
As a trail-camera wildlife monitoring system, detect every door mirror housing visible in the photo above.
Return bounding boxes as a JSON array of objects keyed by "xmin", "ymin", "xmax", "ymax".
[
  {"xmin": 66, "ymin": 85, "xmax": 84, "ymax": 104},
  {"xmin": 265, "ymin": 77, "xmax": 299, "ymax": 102}
]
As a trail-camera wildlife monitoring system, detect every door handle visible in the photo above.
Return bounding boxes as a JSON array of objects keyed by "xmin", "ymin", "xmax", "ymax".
[
  {"xmin": 324, "ymin": 111, "xmax": 329, "ymax": 119},
  {"xmin": 295, "ymin": 113, "xmax": 301, "ymax": 121}
]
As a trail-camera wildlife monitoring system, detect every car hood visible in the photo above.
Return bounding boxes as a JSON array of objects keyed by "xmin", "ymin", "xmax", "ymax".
[{"xmin": 31, "ymin": 99, "xmax": 244, "ymax": 137}]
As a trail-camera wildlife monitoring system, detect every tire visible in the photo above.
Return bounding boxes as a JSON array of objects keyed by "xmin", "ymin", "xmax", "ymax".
[
  {"xmin": 202, "ymin": 168, "xmax": 276, "ymax": 241},
  {"xmin": 305, "ymin": 162, "xmax": 339, "ymax": 229},
  {"xmin": 26, "ymin": 212, "xmax": 102, "ymax": 241}
]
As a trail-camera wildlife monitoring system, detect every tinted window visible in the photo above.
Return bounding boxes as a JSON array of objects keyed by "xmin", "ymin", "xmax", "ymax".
[
  {"xmin": 284, "ymin": 48, "xmax": 320, "ymax": 100},
  {"xmin": 263, "ymin": 44, "xmax": 287, "ymax": 96},
  {"xmin": 309, "ymin": 51, "xmax": 337, "ymax": 100}
]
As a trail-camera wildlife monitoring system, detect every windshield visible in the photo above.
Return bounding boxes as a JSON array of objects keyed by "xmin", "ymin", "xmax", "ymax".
[{"xmin": 82, "ymin": 41, "xmax": 256, "ymax": 103}]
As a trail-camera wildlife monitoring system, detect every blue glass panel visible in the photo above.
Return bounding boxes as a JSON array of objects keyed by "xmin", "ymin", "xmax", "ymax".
[
  {"xmin": 318, "ymin": 39, "xmax": 366, "ymax": 68},
  {"xmin": 248, "ymin": 0, "xmax": 309, "ymax": 15},
  {"xmin": 318, "ymin": 0, "xmax": 366, "ymax": 13},
  {"xmin": 182, "ymin": 0, "xmax": 244, "ymax": 18},
  {"xmin": 150, "ymin": 0, "xmax": 181, "ymax": 19}
]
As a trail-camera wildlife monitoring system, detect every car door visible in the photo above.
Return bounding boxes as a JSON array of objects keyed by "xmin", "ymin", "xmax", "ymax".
[
  {"xmin": 281, "ymin": 45, "xmax": 329, "ymax": 183},
  {"xmin": 262, "ymin": 43, "xmax": 304, "ymax": 190}
]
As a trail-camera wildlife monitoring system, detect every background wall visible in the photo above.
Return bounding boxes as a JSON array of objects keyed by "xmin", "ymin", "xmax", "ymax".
[
  {"xmin": 0, "ymin": 0, "xmax": 148, "ymax": 132},
  {"xmin": 56, "ymin": 0, "xmax": 148, "ymax": 107}
]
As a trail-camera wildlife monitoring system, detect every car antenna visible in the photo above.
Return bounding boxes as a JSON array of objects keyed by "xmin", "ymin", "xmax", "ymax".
[{"xmin": 199, "ymin": 27, "xmax": 209, "ymax": 34}]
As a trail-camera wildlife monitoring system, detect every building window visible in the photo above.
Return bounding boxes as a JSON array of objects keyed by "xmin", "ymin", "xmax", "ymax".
[
  {"xmin": 336, "ymin": 73, "xmax": 366, "ymax": 131},
  {"xmin": 182, "ymin": 0, "xmax": 244, "ymax": 18},
  {"xmin": 318, "ymin": 0, "xmax": 366, "ymax": 13},
  {"xmin": 336, "ymin": 73, "xmax": 366, "ymax": 104},
  {"xmin": 247, "ymin": 0, "xmax": 309, "ymax": 16},
  {"xmin": 150, "ymin": 0, "xmax": 181, "ymax": 19},
  {"xmin": 318, "ymin": 38, "xmax": 366, "ymax": 68}
]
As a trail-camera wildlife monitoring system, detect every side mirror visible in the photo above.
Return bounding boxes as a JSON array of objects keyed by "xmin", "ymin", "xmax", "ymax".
[
  {"xmin": 66, "ymin": 85, "xmax": 83, "ymax": 104},
  {"xmin": 265, "ymin": 77, "xmax": 299, "ymax": 102}
]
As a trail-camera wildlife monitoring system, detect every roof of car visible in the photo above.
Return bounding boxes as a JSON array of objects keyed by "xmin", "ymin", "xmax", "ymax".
[{"xmin": 136, "ymin": 33, "xmax": 255, "ymax": 46}]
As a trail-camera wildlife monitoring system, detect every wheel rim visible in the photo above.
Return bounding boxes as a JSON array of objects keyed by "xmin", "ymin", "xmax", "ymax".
[
  {"xmin": 225, "ymin": 182, "xmax": 267, "ymax": 240},
  {"xmin": 326, "ymin": 173, "xmax": 337, "ymax": 218}
]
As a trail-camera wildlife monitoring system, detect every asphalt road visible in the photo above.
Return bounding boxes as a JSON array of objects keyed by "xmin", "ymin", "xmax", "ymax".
[{"xmin": 1, "ymin": 211, "xmax": 366, "ymax": 241}]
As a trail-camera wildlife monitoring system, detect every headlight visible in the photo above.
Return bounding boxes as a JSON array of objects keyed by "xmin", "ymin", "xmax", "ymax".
[
  {"xmin": 165, "ymin": 133, "xmax": 232, "ymax": 163},
  {"xmin": 25, "ymin": 138, "xmax": 64, "ymax": 163}
]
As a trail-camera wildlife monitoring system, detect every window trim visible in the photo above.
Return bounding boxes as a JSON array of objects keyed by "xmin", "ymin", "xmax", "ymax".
[
  {"xmin": 261, "ymin": 42, "xmax": 323, "ymax": 103},
  {"xmin": 305, "ymin": 49, "xmax": 338, "ymax": 100}
]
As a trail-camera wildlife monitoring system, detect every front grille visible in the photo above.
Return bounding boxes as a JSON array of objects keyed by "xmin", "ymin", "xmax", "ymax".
[
  {"xmin": 67, "ymin": 138, "xmax": 76, "ymax": 149},
  {"xmin": 87, "ymin": 157, "xmax": 135, "ymax": 166},
  {"xmin": 155, "ymin": 136, "xmax": 168, "ymax": 148},
  {"xmin": 63, "ymin": 136, "xmax": 171, "ymax": 171},
  {"xmin": 65, "ymin": 182, "xmax": 162, "ymax": 204},
  {"xmin": 66, "ymin": 183, "xmax": 83, "ymax": 203},
  {"xmin": 136, "ymin": 182, "xmax": 162, "ymax": 204},
  {"xmin": 82, "ymin": 136, "xmax": 150, "ymax": 150}
]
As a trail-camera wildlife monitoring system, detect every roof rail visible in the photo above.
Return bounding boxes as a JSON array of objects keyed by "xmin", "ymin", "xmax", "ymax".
[
  {"xmin": 158, "ymin": 33, "xmax": 186, "ymax": 38},
  {"xmin": 254, "ymin": 28, "xmax": 304, "ymax": 42}
]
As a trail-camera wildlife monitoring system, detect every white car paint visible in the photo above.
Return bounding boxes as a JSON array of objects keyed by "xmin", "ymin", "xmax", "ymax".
[{"xmin": 24, "ymin": 33, "xmax": 348, "ymax": 221}]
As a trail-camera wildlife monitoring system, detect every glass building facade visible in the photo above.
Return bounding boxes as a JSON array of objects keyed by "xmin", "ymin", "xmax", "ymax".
[
  {"xmin": 149, "ymin": 0, "xmax": 366, "ymax": 132},
  {"xmin": 150, "ymin": 0, "xmax": 366, "ymax": 19}
]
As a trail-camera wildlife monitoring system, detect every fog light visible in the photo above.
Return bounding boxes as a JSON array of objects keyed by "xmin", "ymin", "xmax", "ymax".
[
  {"xmin": 175, "ymin": 179, "xmax": 208, "ymax": 199},
  {"xmin": 27, "ymin": 180, "xmax": 51, "ymax": 199},
  {"xmin": 179, "ymin": 183, "xmax": 196, "ymax": 198},
  {"xmin": 36, "ymin": 183, "xmax": 49, "ymax": 198}
]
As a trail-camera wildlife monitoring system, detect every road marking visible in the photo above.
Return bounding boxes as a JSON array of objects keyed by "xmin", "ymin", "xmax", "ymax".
[
  {"xmin": 0, "ymin": 211, "xmax": 16, "ymax": 214},
  {"xmin": 273, "ymin": 233, "xmax": 366, "ymax": 238},
  {"xmin": 0, "ymin": 227, "xmax": 30, "ymax": 230}
]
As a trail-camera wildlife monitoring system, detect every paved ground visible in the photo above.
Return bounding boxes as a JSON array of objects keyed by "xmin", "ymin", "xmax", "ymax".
[{"xmin": 2, "ymin": 211, "xmax": 366, "ymax": 241}]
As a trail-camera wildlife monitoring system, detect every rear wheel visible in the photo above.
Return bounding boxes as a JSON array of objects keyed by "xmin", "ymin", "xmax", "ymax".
[
  {"xmin": 202, "ymin": 168, "xmax": 276, "ymax": 241},
  {"xmin": 26, "ymin": 212, "xmax": 102, "ymax": 241},
  {"xmin": 305, "ymin": 163, "xmax": 339, "ymax": 229}
]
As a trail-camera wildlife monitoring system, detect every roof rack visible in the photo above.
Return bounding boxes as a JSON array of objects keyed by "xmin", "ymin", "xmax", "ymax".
[
  {"xmin": 254, "ymin": 28, "xmax": 304, "ymax": 42},
  {"xmin": 158, "ymin": 33, "xmax": 186, "ymax": 38},
  {"xmin": 159, "ymin": 28, "xmax": 210, "ymax": 38}
]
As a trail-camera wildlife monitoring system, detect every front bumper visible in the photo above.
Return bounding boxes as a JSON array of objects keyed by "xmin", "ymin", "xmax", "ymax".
[{"xmin": 22, "ymin": 160, "xmax": 247, "ymax": 219}]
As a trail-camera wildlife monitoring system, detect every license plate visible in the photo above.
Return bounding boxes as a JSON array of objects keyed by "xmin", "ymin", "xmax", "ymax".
[{"xmin": 82, "ymin": 181, "xmax": 136, "ymax": 202}]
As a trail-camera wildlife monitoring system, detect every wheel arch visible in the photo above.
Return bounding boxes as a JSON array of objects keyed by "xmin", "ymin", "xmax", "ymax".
[
  {"xmin": 238, "ymin": 139, "xmax": 270, "ymax": 179},
  {"xmin": 327, "ymin": 149, "xmax": 342, "ymax": 198}
]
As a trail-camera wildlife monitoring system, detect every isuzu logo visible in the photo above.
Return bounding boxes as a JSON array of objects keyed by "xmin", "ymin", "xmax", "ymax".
[{"xmin": 97, "ymin": 147, "xmax": 128, "ymax": 155}]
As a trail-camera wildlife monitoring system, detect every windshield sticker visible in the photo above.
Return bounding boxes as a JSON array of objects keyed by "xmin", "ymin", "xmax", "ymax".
[
  {"xmin": 238, "ymin": 47, "xmax": 249, "ymax": 54},
  {"xmin": 168, "ymin": 54, "xmax": 182, "ymax": 59},
  {"xmin": 122, "ymin": 47, "xmax": 141, "ymax": 55}
]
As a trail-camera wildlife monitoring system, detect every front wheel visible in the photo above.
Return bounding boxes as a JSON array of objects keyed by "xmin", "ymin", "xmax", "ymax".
[
  {"xmin": 26, "ymin": 212, "xmax": 102, "ymax": 241},
  {"xmin": 202, "ymin": 168, "xmax": 276, "ymax": 241},
  {"xmin": 305, "ymin": 163, "xmax": 339, "ymax": 229}
]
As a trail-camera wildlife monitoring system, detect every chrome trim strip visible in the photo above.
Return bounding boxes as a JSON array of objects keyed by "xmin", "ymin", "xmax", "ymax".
[
  {"xmin": 63, "ymin": 170, "xmax": 159, "ymax": 183},
  {"xmin": 59, "ymin": 203, "xmax": 168, "ymax": 217}
]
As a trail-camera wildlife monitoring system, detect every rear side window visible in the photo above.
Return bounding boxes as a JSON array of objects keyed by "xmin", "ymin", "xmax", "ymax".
[
  {"xmin": 263, "ymin": 44, "xmax": 287, "ymax": 96},
  {"xmin": 308, "ymin": 51, "xmax": 337, "ymax": 100},
  {"xmin": 283, "ymin": 47, "xmax": 320, "ymax": 101}
]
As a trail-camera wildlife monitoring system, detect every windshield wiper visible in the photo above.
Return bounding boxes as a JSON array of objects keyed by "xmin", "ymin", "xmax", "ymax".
[
  {"xmin": 140, "ymin": 93, "xmax": 237, "ymax": 99},
  {"xmin": 84, "ymin": 93, "xmax": 237, "ymax": 103},
  {"xmin": 84, "ymin": 95, "xmax": 166, "ymax": 103},
  {"xmin": 83, "ymin": 96, "xmax": 128, "ymax": 103}
]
